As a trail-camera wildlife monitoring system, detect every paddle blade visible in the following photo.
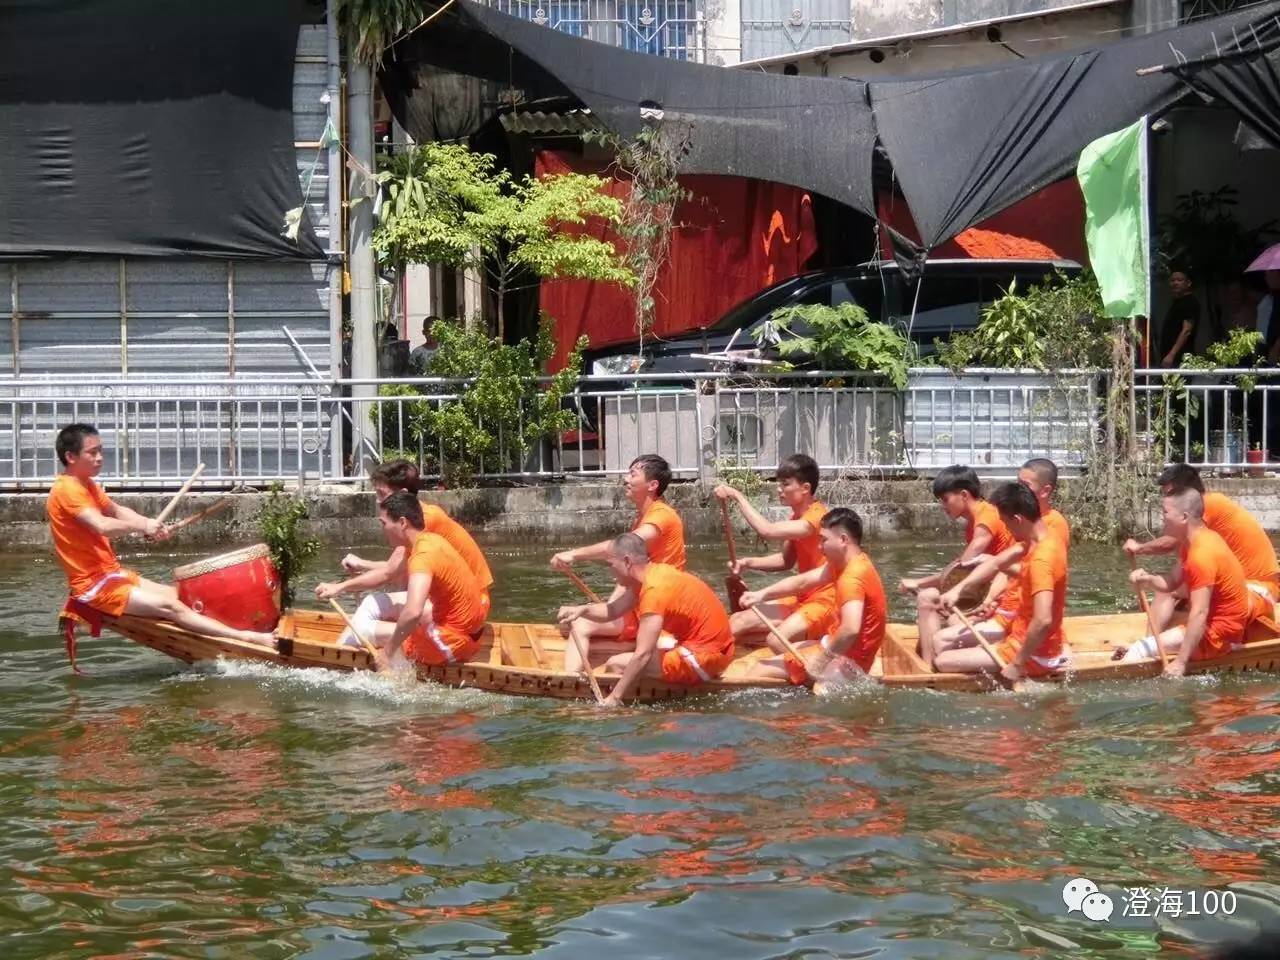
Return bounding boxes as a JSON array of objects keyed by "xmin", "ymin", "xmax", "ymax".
[
  {"xmin": 725, "ymin": 573, "xmax": 747, "ymax": 611},
  {"xmin": 813, "ymin": 656, "xmax": 865, "ymax": 696}
]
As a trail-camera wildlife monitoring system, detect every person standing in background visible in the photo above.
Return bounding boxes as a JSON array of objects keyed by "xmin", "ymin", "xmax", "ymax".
[{"xmin": 1159, "ymin": 270, "xmax": 1200, "ymax": 368}]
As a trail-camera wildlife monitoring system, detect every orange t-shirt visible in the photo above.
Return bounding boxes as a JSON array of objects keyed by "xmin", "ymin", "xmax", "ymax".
[
  {"xmin": 421, "ymin": 502, "xmax": 493, "ymax": 590},
  {"xmin": 1043, "ymin": 508, "xmax": 1070, "ymax": 548},
  {"xmin": 791, "ymin": 500, "xmax": 837, "ymax": 606},
  {"xmin": 46, "ymin": 474, "xmax": 123, "ymax": 594},
  {"xmin": 636, "ymin": 563, "xmax": 731, "ymax": 657},
  {"xmin": 1008, "ymin": 534, "xmax": 1068, "ymax": 660},
  {"xmin": 634, "ymin": 499, "xmax": 686, "ymax": 570},
  {"xmin": 1203, "ymin": 492, "xmax": 1278, "ymax": 585},
  {"xmin": 406, "ymin": 532, "xmax": 485, "ymax": 635},
  {"xmin": 833, "ymin": 551, "xmax": 887, "ymax": 672},
  {"xmin": 966, "ymin": 500, "xmax": 1016, "ymax": 555},
  {"xmin": 1181, "ymin": 526, "xmax": 1252, "ymax": 657}
]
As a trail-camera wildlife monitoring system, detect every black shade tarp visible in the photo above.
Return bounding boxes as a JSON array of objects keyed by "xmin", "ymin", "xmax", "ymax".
[
  {"xmin": 1171, "ymin": 18, "xmax": 1280, "ymax": 150},
  {"xmin": 0, "ymin": 0, "xmax": 323, "ymax": 259},
  {"xmin": 868, "ymin": 1, "xmax": 1280, "ymax": 253},
  {"xmin": 387, "ymin": 0, "xmax": 878, "ymax": 218}
]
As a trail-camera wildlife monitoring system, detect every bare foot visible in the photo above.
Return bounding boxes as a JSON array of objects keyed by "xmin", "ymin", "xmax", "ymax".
[{"xmin": 239, "ymin": 630, "xmax": 277, "ymax": 647}]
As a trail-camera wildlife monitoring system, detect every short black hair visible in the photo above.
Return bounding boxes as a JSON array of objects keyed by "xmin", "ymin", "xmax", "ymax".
[
  {"xmin": 990, "ymin": 481, "xmax": 1041, "ymax": 521},
  {"xmin": 821, "ymin": 506, "xmax": 863, "ymax": 544},
  {"xmin": 931, "ymin": 465, "xmax": 981, "ymax": 499},
  {"xmin": 56, "ymin": 423, "xmax": 99, "ymax": 466},
  {"xmin": 1021, "ymin": 458, "xmax": 1058, "ymax": 489},
  {"xmin": 778, "ymin": 454, "xmax": 819, "ymax": 495},
  {"xmin": 630, "ymin": 454, "xmax": 672, "ymax": 496},
  {"xmin": 1157, "ymin": 462, "xmax": 1204, "ymax": 494},
  {"xmin": 423, "ymin": 314, "xmax": 441, "ymax": 335},
  {"xmin": 379, "ymin": 490, "xmax": 424, "ymax": 529},
  {"xmin": 371, "ymin": 459, "xmax": 421, "ymax": 494},
  {"xmin": 610, "ymin": 531, "xmax": 649, "ymax": 561}
]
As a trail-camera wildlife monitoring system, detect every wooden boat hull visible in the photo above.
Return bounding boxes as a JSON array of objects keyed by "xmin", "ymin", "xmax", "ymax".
[{"xmin": 84, "ymin": 606, "xmax": 1280, "ymax": 701}]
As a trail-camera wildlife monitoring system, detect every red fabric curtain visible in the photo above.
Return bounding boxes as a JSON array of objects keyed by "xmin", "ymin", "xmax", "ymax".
[
  {"xmin": 877, "ymin": 177, "xmax": 1087, "ymax": 263},
  {"xmin": 537, "ymin": 151, "xmax": 818, "ymax": 370}
]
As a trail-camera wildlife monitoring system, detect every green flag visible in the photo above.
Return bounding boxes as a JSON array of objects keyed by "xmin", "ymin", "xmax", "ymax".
[{"xmin": 1077, "ymin": 117, "xmax": 1149, "ymax": 318}]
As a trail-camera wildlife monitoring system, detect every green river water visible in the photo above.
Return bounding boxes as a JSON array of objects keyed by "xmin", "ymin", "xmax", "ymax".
[{"xmin": 1, "ymin": 536, "xmax": 1278, "ymax": 959}]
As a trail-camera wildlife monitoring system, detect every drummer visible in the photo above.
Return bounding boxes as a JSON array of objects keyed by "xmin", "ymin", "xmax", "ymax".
[
  {"xmin": 47, "ymin": 424, "xmax": 277, "ymax": 646},
  {"xmin": 315, "ymin": 459, "xmax": 493, "ymax": 646}
]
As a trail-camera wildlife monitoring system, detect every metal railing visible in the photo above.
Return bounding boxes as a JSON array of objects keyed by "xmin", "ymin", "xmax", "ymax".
[{"xmin": 4, "ymin": 367, "xmax": 1277, "ymax": 491}]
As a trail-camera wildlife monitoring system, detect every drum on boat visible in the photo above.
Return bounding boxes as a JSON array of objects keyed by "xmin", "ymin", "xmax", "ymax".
[{"xmin": 173, "ymin": 543, "xmax": 281, "ymax": 632}]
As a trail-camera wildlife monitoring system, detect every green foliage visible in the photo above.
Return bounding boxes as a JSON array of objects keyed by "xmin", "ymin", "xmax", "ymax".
[
  {"xmin": 934, "ymin": 273, "xmax": 1111, "ymax": 372},
  {"xmin": 753, "ymin": 301, "xmax": 915, "ymax": 389},
  {"xmin": 373, "ymin": 315, "xmax": 587, "ymax": 483},
  {"xmin": 338, "ymin": 0, "xmax": 425, "ymax": 66},
  {"xmin": 373, "ymin": 142, "xmax": 634, "ymax": 335},
  {"xmin": 713, "ymin": 460, "xmax": 765, "ymax": 497},
  {"xmin": 256, "ymin": 484, "xmax": 320, "ymax": 609}
]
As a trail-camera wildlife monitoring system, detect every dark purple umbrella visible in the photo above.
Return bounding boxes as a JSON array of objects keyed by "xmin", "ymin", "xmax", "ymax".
[{"xmin": 1246, "ymin": 243, "xmax": 1280, "ymax": 272}]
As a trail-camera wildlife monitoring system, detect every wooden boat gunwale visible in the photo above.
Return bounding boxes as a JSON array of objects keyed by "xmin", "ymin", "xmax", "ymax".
[{"xmin": 78, "ymin": 606, "xmax": 1280, "ymax": 701}]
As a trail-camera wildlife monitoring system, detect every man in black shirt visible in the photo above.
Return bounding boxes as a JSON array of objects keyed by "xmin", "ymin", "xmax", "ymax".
[{"xmin": 1159, "ymin": 270, "xmax": 1200, "ymax": 368}]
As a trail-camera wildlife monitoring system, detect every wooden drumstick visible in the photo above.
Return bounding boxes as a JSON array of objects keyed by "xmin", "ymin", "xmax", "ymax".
[{"xmin": 156, "ymin": 463, "xmax": 206, "ymax": 525}]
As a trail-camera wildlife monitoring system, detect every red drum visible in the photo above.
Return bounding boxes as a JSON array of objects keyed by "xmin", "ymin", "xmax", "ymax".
[{"xmin": 173, "ymin": 543, "xmax": 281, "ymax": 632}]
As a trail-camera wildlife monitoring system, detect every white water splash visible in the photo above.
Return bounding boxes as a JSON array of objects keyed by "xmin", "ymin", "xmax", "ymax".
[{"xmin": 164, "ymin": 656, "xmax": 509, "ymax": 712}]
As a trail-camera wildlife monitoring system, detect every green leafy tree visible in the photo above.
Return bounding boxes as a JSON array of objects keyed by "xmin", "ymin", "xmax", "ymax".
[
  {"xmin": 752, "ymin": 301, "xmax": 916, "ymax": 389},
  {"xmin": 374, "ymin": 142, "xmax": 634, "ymax": 338},
  {"xmin": 257, "ymin": 484, "xmax": 320, "ymax": 609},
  {"xmin": 376, "ymin": 315, "xmax": 588, "ymax": 484},
  {"xmin": 338, "ymin": 0, "xmax": 426, "ymax": 66}
]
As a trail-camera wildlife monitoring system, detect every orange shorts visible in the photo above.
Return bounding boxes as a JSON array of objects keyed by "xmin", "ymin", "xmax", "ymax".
[
  {"xmin": 403, "ymin": 621, "xmax": 481, "ymax": 666},
  {"xmin": 74, "ymin": 569, "xmax": 141, "ymax": 617},
  {"xmin": 777, "ymin": 593, "xmax": 838, "ymax": 643},
  {"xmin": 995, "ymin": 637, "xmax": 1069, "ymax": 678},
  {"xmin": 660, "ymin": 645, "xmax": 733, "ymax": 685}
]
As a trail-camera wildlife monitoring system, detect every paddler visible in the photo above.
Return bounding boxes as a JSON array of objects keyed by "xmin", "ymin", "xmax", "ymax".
[
  {"xmin": 1122, "ymin": 487, "xmax": 1270, "ymax": 676},
  {"xmin": 1019, "ymin": 458, "xmax": 1070, "ymax": 548},
  {"xmin": 550, "ymin": 454, "xmax": 686, "ymax": 673},
  {"xmin": 315, "ymin": 459, "xmax": 493, "ymax": 647},
  {"xmin": 900, "ymin": 465, "xmax": 1019, "ymax": 661},
  {"xmin": 556, "ymin": 533, "xmax": 731, "ymax": 706},
  {"xmin": 936, "ymin": 481, "xmax": 1070, "ymax": 682},
  {"xmin": 355, "ymin": 491, "xmax": 485, "ymax": 669},
  {"xmin": 1124, "ymin": 463, "xmax": 1279, "ymax": 631},
  {"xmin": 48, "ymin": 424, "xmax": 277, "ymax": 649},
  {"xmin": 713, "ymin": 454, "xmax": 839, "ymax": 656},
  {"xmin": 738, "ymin": 507, "xmax": 886, "ymax": 683}
]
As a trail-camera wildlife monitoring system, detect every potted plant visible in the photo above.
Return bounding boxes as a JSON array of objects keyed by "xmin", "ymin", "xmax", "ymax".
[{"xmin": 1247, "ymin": 443, "xmax": 1267, "ymax": 479}]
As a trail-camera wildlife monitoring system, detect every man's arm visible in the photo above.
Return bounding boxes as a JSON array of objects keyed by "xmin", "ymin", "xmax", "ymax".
[
  {"xmin": 904, "ymin": 524, "xmax": 997, "ymax": 594},
  {"xmin": 939, "ymin": 543, "xmax": 1024, "ymax": 610},
  {"xmin": 602, "ymin": 614, "xmax": 662, "ymax": 706},
  {"xmin": 558, "ymin": 584, "xmax": 639, "ymax": 625},
  {"xmin": 551, "ymin": 538, "xmax": 613, "ymax": 570},
  {"xmin": 1123, "ymin": 535, "xmax": 1177, "ymax": 557},
  {"xmin": 316, "ymin": 546, "xmax": 407, "ymax": 600},
  {"xmin": 1175, "ymin": 585, "xmax": 1212, "ymax": 674},
  {"xmin": 1162, "ymin": 320, "xmax": 1194, "ymax": 367},
  {"xmin": 1008, "ymin": 588, "xmax": 1054, "ymax": 680},
  {"xmin": 811, "ymin": 598, "xmax": 864, "ymax": 676},
  {"xmin": 740, "ymin": 566, "xmax": 831, "ymax": 609},
  {"xmin": 77, "ymin": 504, "xmax": 160, "ymax": 539},
  {"xmin": 385, "ymin": 570, "xmax": 431, "ymax": 660},
  {"xmin": 714, "ymin": 486, "xmax": 816, "ymax": 542},
  {"xmin": 1131, "ymin": 557, "xmax": 1184, "ymax": 596}
]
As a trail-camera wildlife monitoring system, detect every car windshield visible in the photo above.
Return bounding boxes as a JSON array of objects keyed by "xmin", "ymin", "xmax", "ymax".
[{"xmin": 707, "ymin": 275, "xmax": 814, "ymax": 332}]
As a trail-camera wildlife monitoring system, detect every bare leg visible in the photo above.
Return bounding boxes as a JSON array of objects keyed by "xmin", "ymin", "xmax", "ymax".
[
  {"xmin": 601, "ymin": 650, "xmax": 666, "ymax": 679},
  {"xmin": 1120, "ymin": 625, "xmax": 1188, "ymax": 662},
  {"xmin": 562, "ymin": 616, "xmax": 627, "ymax": 674},
  {"xmin": 916, "ymin": 587, "xmax": 946, "ymax": 656},
  {"xmin": 126, "ymin": 580, "xmax": 275, "ymax": 646},
  {"xmin": 934, "ymin": 645, "xmax": 1004, "ymax": 674},
  {"xmin": 747, "ymin": 639, "xmax": 819, "ymax": 680},
  {"xmin": 923, "ymin": 619, "xmax": 1005, "ymax": 669},
  {"xmin": 729, "ymin": 601, "xmax": 793, "ymax": 644},
  {"xmin": 1149, "ymin": 584, "xmax": 1187, "ymax": 633}
]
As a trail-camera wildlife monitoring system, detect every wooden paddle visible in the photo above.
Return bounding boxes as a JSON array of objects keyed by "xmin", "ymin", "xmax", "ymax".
[
  {"xmin": 719, "ymin": 500, "xmax": 748, "ymax": 611},
  {"xmin": 748, "ymin": 603, "xmax": 816, "ymax": 683},
  {"xmin": 155, "ymin": 463, "xmax": 206, "ymax": 526},
  {"xmin": 949, "ymin": 606, "xmax": 1019, "ymax": 691},
  {"xmin": 1128, "ymin": 555, "xmax": 1170, "ymax": 664},
  {"xmin": 327, "ymin": 598, "xmax": 382, "ymax": 663},
  {"xmin": 557, "ymin": 570, "xmax": 606, "ymax": 702},
  {"xmin": 562, "ymin": 568, "xmax": 602, "ymax": 604}
]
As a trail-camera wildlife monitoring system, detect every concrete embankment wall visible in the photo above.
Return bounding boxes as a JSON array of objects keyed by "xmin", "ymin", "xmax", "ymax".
[{"xmin": 4, "ymin": 477, "xmax": 1280, "ymax": 551}]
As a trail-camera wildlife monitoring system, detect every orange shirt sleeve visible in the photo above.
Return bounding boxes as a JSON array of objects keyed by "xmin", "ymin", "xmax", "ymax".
[
  {"xmin": 406, "ymin": 537, "xmax": 435, "ymax": 577},
  {"xmin": 801, "ymin": 502, "xmax": 825, "ymax": 532},
  {"xmin": 1025, "ymin": 551, "xmax": 1055, "ymax": 598},
  {"xmin": 635, "ymin": 566, "xmax": 669, "ymax": 619},
  {"xmin": 1181, "ymin": 542, "xmax": 1213, "ymax": 594},
  {"xmin": 839, "ymin": 567, "xmax": 867, "ymax": 607}
]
